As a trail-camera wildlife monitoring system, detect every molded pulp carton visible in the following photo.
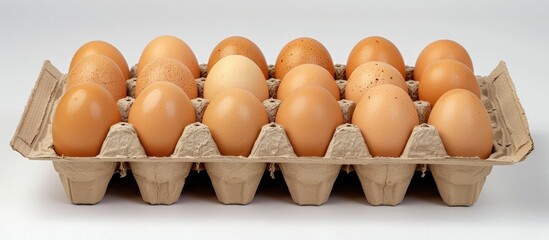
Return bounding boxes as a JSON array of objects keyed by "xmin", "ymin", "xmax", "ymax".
[{"xmin": 11, "ymin": 61, "xmax": 533, "ymax": 206}]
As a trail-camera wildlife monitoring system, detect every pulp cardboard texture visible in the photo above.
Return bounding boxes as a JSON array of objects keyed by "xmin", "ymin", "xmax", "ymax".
[{"xmin": 11, "ymin": 61, "xmax": 533, "ymax": 206}]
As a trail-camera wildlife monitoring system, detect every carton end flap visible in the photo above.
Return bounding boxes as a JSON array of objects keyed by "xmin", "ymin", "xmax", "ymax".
[{"xmin": 10, "ymin": 61, "xmax": 63, "ymax": 157}]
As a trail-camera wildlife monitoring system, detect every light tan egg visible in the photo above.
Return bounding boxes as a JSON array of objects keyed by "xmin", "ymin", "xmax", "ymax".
[
  {"xmin": 207, "ymin": 36, "xmax": 268, "ymax": 79},
  {"xmin": 204, "ymin": 55, "xmax": 268, "ymax": 101}
]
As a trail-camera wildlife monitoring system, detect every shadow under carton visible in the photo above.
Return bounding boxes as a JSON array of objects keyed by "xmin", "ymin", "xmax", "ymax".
[{"xmin": 10, "ymin": 61, "xmax": 533, "ymax": 206}]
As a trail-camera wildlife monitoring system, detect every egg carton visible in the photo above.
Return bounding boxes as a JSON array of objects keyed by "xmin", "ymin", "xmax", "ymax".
[{"xmin": 11, "ymin": 61, "xmax": 532, "ymax": 206}]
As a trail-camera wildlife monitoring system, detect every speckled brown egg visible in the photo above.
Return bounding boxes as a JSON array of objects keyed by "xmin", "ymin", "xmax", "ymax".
[
  {"xmin": 207, "ymin": 36, "xmax": 268, "ymax": 79},
  {"xmin": 138, "ymin": 35, "xmax": 200, "ymax": 78},
  {"xmin": 135, "ymin": 57, "xmax": 197, "ymax": 99},
  {"xmin": 345, "ymin": 61, "xmax": 407, "ymax": 103},
  {"xmin": 346, "ymin": 36, "xmax": 406, "ymax": 79},
  {"xmin": 67, "ymin": 54, "xmax": 126, "ymax": 100},
  {"xmin": 274, "ymin": 37, "xmax": 335, "ymax": 79},
  {"xmin": 69, "ymin": 40, "xmax": 130, "ymax": 80}
]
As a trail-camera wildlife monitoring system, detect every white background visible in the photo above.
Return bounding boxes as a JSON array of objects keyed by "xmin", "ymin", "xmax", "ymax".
[{"xmin": 1, "ymin": 0, "xmax": 548, "ymax": 239}]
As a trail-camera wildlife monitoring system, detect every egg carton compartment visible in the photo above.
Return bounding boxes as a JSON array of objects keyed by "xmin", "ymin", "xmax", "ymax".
[{"xmin": 11, "ymin": 61, "xmax": 532, "ymax": 206}]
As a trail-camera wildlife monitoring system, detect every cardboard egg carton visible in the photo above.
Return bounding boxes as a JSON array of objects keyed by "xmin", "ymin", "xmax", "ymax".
[{"xmin": 11, "ymin": 60, "xmax": 532, "ymax": 206}]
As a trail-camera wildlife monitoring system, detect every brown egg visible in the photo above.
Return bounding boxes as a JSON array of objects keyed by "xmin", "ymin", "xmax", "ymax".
[
  {"xmin": 67, "ymin": 54, "xmax": 126, "ymax": 100},
  {"xmin": 202, "ymin": 89, "xmax": 269, "ymax": 156},
  {"xmin": 52, "ymin": 83, "xmax": 120, "ymax": 157},
  {"xmin": 346, "ymin": 36, "xmax": 406, "ymax": 79},
  {"xmin": 275, "ymin": 85, "xmax": 344, "ymax": 157},
  {"xmin": 128, "ymin": 82, "xmax": 196, "ymax": 157},
  {"xmin": 414, "ymin": 39, "xmax": 474, "ymax": 81},
  {"xmin": 352, "ymin": 84, "xmax": 419, "ymax": 157},
  {"xmin": 345, "ymin": 61, "xmax": 407, "ymax": 103},
  {"xmin": 138, "ymin": 35, "xmax": 200, "ymax": 78},
  {"xmin": 428, "ymin": 89, "xmax": 493, "ymax": 159},
  {"xmin": 277, "ymin": 64, "xmax": 339, "ymax": 101},
  {"xmin": 69, "ymin": 40, "xmax": 130, "ymax": 80},
  {"xmin": 274, "ymin": 37, "xmax": 335, "ymax": 79},
  {"xmin": 418, "ymin": 59, "xmax": 481, "ymax": 106},
  {"xmin": 135, "ymin": 57, "xmax": 197, "ymax": 99},
  {"xmin": 204, "ymin": 55, "xmax": 269, "ymax": 101},
  {"xmin": 207, "ymin": 36, "xmax": 268, "ymax": 79}
]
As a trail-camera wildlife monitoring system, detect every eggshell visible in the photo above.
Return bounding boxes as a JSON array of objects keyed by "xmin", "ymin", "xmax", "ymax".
[
  {"xmin": 67, "ymin": 54, "xmax": 126, "ymax": 100},
  {"xmin": 345, "ymin": 61, "xmax": 407, "ymax": 103},
  {"xmin": 202, "ymin": 89, "xmax": 268, "ymax": 156},
  {"xmin": 135, "ymin": 57, "xmax": 197, "ymax": 99},
  {"xmin": 277, "ymin": 64, "xmax": 339, "ymax": 101},
  {"xmin": 275, "ymin": 85, "xmax": 344, "ymax": 157},
  {"xmin": 207, "ymin": 36, "xmax": 268, "ymax": 79},
  {"xmin": 352, "ymin": 84, "xmax": 419, "ymax": 157},
  {"xmin": 274, "ymin": 37, "xmax": 335, "ymax": 79},
  {"xmin": 128, "ymin": 82, "xmax": 196, "ymax": 157},
  {"xmin": 138, "ymin": 35, "xmax": 200, "ymax": 78},
  {"xmin": 428, "ymin": 89, "xmax": 493, "ymax": 159},
  {"xmin": 52, "ymin": 83, "xmax": 121, "ymax": 157},
  {"xmin": 414, "ymin": 39, "xmax": 474, "ymax": 81},
  {"xmin": 204, "ymin": 55, "xmax": 268, "ymax": 101},
  {"xmin": 69, "ymin": 40, "xmax": 130, "ymax": 80},
  {"xmin": 419, "ymin": 59, "xmax": 481, "ymax": 106},
  {"xmin": 346, "ymin": 36, "xmax": 406, "ymax": 79}
]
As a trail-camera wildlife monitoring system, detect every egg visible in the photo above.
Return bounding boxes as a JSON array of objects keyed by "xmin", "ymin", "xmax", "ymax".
[
  {"xmin": 346, "ymin": 36, "xmax": 406, "ymax": 79},
  {"xmin": 69, "ymin": 40, "xmax": 130, "ymax": 80},
  {"xmin": 352, "ymin": 84, "xmax": 419, "ymax": 157},
  {"xmin": 202, "ymin": 89, "xmax": 268, "ymax": 156},
  {"xmin": 128, "ymin": 82, "xmax": 196, "ymax": 157},
  {"xmin": 428, "ymin": 89, "xmax": 493, "ymax": 159},
  {"xmin": 274, "ymin": 37, "xmax": 335, "ymax": 79},
  {"xmin": 418, "ymin": 59, "xmax": 481, "ymax": 106},
  {"xmin": 344, "ymin": 61, "xmax": 407, "ymax": 103},
  {"xmin": 277, "ymin": 64, "xmax": 339, "ymax": 101},
  {"xmin": 67, "ymin": 54, "xmax": 126, "ymax": 100},
  {"xmin": 275, "ymin": 85, "xmax": 344, "ymax": 157},
  {"xmin": 135, "ymin": 57, "xmax": 197, "ymax": 99},
  {"xmin": 204, "ymin": 55, "xmax": 269, "ymax": 101},
  {"xmin": 52, "ymin": 83, "xmax": 121, "ymax": 157},
  {"xmin": 414, "ymin": 39, "xmax": 474, "ymax": 81},
  {"xmin": 207, "ymin": 36, "xmax": 268, "ymax": 79},
  {"xmin": 138, "ymin": 35, "xmax": 200, "ymax": 78}
]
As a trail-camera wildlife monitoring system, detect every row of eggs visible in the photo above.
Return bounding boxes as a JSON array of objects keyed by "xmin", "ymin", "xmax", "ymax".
[{"xmin": 52, "ymin": 36, "xmax": 492, "ymax": 160}]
